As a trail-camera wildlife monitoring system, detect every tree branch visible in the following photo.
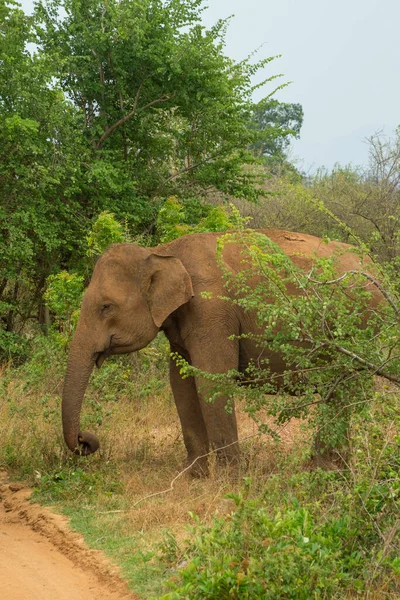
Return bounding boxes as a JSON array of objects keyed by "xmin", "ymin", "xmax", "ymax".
[
  {"xmin": 307, "ymin": 270, "xmax": 399, "ymax": 316},
  {"xmin": 162, "ymin": 153, "xmax": 221, "ymax": 185},
  {"xmin": 332, "ymin": 344, "xmax": 400, "ymax": 384},
  {"xmin": 95, "ymin": 85, "xmax": 170, "ymax": 150}
]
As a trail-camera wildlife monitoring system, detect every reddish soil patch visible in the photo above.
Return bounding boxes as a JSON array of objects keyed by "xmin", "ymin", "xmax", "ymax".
[{"xmin": 0, "ymin": 472, "xmax": 138, "ymax": 600}]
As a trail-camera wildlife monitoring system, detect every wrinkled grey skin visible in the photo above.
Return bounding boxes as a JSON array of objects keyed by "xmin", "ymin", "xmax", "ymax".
[{"xmin": 62, "ymin": 229, "xmax": 378, "ymax": 474}]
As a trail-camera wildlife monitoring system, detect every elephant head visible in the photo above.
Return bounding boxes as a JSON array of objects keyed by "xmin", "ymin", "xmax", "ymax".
[{"xmin": 62, "ymin": 244, "xmax": 194, "ymax": 455}]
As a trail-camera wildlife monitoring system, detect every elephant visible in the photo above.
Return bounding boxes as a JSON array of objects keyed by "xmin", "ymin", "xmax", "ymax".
[{"xmin": 62, "ymin": 229, "xmax": 380, "ymax": 474}]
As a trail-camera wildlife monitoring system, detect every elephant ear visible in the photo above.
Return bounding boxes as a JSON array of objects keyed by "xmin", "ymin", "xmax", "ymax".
[{"xmin": 145, "ymin": 254, "xmax": 194, "ymax": 327}]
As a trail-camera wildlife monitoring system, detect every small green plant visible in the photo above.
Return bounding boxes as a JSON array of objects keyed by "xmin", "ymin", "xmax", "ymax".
[
  {"xmin": 160, "ymin": 530, "xmax": 180, "ymax": 566},
  {"xmin": 44, "ymin": 271, "xmax": 84, "ymax": 339},
  {"xmin": 0, "ymin": 327, "xmax": 29, "ymax": 363},
  {"xmin": 34, "ymin": 466, "xmax": 123, "ymax": 504},
  {"xmin": 156, "ymin": 196, "xmax": 245, "ymax": 243},
  {"xmin": 86, "ymin": 210, "xmax": 127, "ymax": 257},
  {"xmin": 156, "ymin": 196, "xmax": 193, "ymax": 243}
]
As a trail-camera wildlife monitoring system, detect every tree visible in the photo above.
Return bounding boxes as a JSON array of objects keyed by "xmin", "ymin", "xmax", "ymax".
[
  {"xmin": 250, "ymin": 98, "xmax": 303, "ymax": 164},
  {"xmin": 312, "ymin": 129, "xmax": 400, "ymax": 262},
  {"xmin": 1, "ymin": 0, "xmax": 304, "ymax": 357},
  {"xmin": 34, "ymin": 0, "xmax": 282, "ymax": 201},
  {"xmin": 0, "ymin": 1, "xmax": 89, "ymax": 351}
]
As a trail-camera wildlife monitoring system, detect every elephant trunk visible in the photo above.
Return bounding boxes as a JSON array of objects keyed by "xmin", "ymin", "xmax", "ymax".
[{"xmin": 62, "ymin": 338, "xmax": 100, "ymax": 456}]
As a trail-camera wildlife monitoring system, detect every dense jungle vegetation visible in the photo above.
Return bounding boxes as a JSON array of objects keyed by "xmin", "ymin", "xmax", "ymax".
[{"xmin": 1, "ymin": 0, "xmax": 399, "ymax": 598}]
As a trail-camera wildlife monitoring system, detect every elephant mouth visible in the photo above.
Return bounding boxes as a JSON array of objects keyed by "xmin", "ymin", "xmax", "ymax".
[
  {"xmin": 94, "ymin": 339, "xmax": 137, "ymax": 368},
  {"xmin": 94, "ymin": 335, "xmax": 114, "ymax": 368},
  {"xmin": 95, "ymin": 351, "xmax": 108, "ymax": 369}
]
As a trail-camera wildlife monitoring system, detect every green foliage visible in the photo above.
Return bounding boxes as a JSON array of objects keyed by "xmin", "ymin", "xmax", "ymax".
[
  {"xmin": 159, "ymin": 397, "xmax": 400, "ymax": 599},
  {"xmin": 250, "ymin": 99, "xmax": 303, "ymax": 161},
  {"xmin": 0, "ymin": 2, "xmax": 89, "ymax": 277},
  {"xmin": 1, "ymin": 0, "xmax": 301, "ymax": 350},
  {"xmin": 14, "ymin": 334, "xmax": 66, "ymax": 387},
  {"xmin": 195, "ymin": 207, "xmax": 236, "ymax": 233},
  {"xmin": 156, "ymin": 197, "xmax": 193, "ymax": 243},
  {"xmin": 0, "ymin": 328, "xmax": 29, "ymax": 363},
  {"xmin": 35, "ymin": 466, "xmax": 123, "ymax": 504},
  {"xmin": 33, "ymin": 0, "xmax": 286, "ymax": 201},
  {"xmin": 44, "ymin": 271, "xmax": 84, "ymax": 337},
  {"xmin": 0, "ymin": 1, "xmax": 90, "ymax": 346},
  {"xmin": 160, "ymin": 500, "xmax": 357, "ymax": 599},
  {"xmin": 156, "ymin": 197, "xmax": 247, "ymax": 242},
  {"xmin": 86, "ymin": 211, "xmax": 127, "ymax": 258}
]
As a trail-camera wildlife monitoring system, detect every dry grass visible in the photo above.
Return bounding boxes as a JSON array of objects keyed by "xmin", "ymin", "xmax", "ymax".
[
  {"xmin": 96, "ymin": 389, "xmax": 312, "ymax": 542},
  {"xmin": 0, "ymin": 361, "xmax": 342, "ymax": 537}
]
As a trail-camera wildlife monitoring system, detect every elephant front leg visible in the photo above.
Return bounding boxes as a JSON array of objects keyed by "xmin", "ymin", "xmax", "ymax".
[
  {"xmin": 186, "ymin": 337, "xmax": 240, "ymax": 467},
  {"xmin": 169, "ymin": 358, "xmax": 210, "ymax": 476},
  {"xmin": 197, "ymin": 387, "xmax": 240, "ymax": 467}
]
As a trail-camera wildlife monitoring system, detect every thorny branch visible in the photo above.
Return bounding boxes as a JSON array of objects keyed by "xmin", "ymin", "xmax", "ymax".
[{"xmin": 307, "ymin": 270, "xmax": 399, "ymax": 316}]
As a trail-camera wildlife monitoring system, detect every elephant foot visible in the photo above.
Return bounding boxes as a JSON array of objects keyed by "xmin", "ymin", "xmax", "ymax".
[
  {"xmin": 311, "ymin": 428, "xmax": 349, "ymax": 471},
  {"xmin": 308, "ymin": 447, "xmax": 349, "ymax": 471},
  {"xmin": 184, "ymin": 455, "xmax": 210, "ymax": 478},
  {"xmin": 215, "ymin": 445, "xmax": 240, "ymax": 466}
]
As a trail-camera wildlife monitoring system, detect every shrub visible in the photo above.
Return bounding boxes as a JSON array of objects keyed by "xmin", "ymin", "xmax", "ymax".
[
  {"xmin": 159, "ymin": 395, "xmax": 400, "ymax": 599},
  {"xmin": 160, "ymin": 492, "xmax": 358, "ymax": 599},
  {"xmin": 86, "ymin": 210, "xmax": 127, "ymax": 258},
  {"xmin": 156, "ymin": 196, "xmax": 241, "ymax": 242},
  {"xmin": 44, "ymin": 271, "xmax": 84, "ymax": 340}
]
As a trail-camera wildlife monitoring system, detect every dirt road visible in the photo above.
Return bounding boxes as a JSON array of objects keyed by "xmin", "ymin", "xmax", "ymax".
[{"xmin": 0, "ymin": 473, "xmax": 138, "ymax": 600}]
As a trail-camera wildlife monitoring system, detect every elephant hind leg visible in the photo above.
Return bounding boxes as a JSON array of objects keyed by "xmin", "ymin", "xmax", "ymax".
[
  {"xmin": 311, "ymin": 396, "xmax": 350, "ymax": 470},
  {"xmin": 169, "ymin": 358, "xmax": 210, "ymax": 477}
]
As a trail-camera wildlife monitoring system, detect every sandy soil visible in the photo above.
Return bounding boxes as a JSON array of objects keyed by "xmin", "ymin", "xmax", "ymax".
[{"xmin": 0, "ymin": 472, "xmax": 138, "ymax": 600}]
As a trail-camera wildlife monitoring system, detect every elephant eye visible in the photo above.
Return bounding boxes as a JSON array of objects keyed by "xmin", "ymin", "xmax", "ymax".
[{"xmin": 101, "ymin": 303, "xmax": 112, "ymax": 312}]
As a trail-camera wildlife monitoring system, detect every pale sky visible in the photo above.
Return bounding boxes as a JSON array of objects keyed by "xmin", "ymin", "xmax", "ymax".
[{"xmin": 19, "ymin": 0, "xmax": 400, "ymax": 171}]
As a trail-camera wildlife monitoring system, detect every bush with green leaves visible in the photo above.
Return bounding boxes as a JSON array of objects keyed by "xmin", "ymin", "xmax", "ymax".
[
  {"xmin": 86, "ymin": 210, "xmax": 128, "ymax": 258},
  {"xmin": 156, "ymin": 196, "xmax": 247, "ymax": 242},
  {"xmin": 156, "ymin": 197, "xmax": 193, "ymax": 243},
  {"xmin": 44, "ymin": 272, "xmax": 84, "ymax": 341},
  {"xmin": 43, "ymin": 211, "xmax": 131, "ymax": 342},
  {"xmin": 0, "ymin": 328, "xmax": 29, "ymax": 363},
  {"xmin": 160, "ymin": 494, "xmax": 361, "ymax": 600}
]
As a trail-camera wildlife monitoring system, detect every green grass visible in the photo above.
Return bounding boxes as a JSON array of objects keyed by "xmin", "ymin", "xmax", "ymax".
[{"xmin": 64, "ymin": 506, "xmax": 168, "ymax": 597}]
